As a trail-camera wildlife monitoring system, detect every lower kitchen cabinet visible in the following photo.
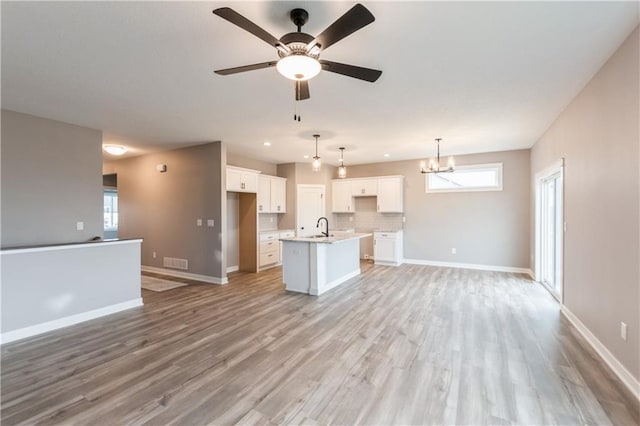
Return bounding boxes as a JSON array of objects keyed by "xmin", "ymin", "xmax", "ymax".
[
  {"xmin": 259, "ymin": 229, "xmax": 295, "ymax": 271},
  {"xmin": 374, "ymin": 230, "xmax": 403, "ymax": 266}
]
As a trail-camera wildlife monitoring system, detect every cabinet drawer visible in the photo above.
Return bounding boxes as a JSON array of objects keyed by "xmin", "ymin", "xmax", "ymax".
[
  {"xmin": 374, "ymin": 232, "xmax": 396, "ymax": 239},
  {"xmin": 279, "ymin": 231, "xmax": 295, "ymax": 238},
  {"xmin": 260, "ymin": 232, "xmax": 278, "ymax": 241},
  {"xmin": 259, "ymin": 250, "xmax": 279, "ymax": 266},
  {"xmin": 260, "ymin": 240, "xmax": 278, "ymax": 253}
]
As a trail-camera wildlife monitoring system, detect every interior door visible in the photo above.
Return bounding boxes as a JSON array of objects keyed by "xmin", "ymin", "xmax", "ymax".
[{"xmin": 296, "ymin": 185, "xmax": 325, "ymax": 237}]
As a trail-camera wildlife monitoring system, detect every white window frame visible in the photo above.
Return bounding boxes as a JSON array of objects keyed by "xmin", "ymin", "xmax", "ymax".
[{"xmin": 425, "ymin": 162, "xmax": 503, "ymax": 193}]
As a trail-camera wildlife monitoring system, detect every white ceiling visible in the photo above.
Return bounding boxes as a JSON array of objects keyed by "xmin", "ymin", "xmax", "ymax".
[{"xmin": 2, "ymin": 1, "xmax": 638, "ymax": 165}]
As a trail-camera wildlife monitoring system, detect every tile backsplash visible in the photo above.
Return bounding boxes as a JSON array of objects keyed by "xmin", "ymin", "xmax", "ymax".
[
  {"xmin": 333, "ymin": 197, "xmax": 403, "ymax": 232},
  {"xmin": 258, "ymin": 213, "xmax": 278, "ymax": 231}
]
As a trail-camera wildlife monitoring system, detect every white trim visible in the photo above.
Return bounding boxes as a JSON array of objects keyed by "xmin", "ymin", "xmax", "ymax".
[
  {"xmin": 403, "ymin": 258, "xmax": 533, "ymax": 276},
  {"xmin": 226, "ymin": 265, "xmax": 239, "ymax": 273},
  {"xmin": 0, "ymin": 298, "xmax": 143, "ymax": 345},
  {"xmin": 1, "ymin": 238, "xmax": 143, "ymax": 255},
  {"xmin": 534, "ymin": 158, "xmax": 565, "ymax": 302},
  {"xmin": 141, "ymin": 266, "xmax": 228, "ymax": 285},
  {"xmin": 561, "ymin": 306, "xmax": 640, "ymax": 402}
]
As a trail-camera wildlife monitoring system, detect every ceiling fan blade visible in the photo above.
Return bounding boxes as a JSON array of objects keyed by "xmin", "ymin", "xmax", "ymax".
[
  {"xmin": 213, "ymin": 8, "xmax": 286, "ymax": 51},
  {"xmin": 214, "ymin": 61, "xmax": 277, "ymax": 75},
  {"xmin": 319, "ymin": 60, "xmax": 382, "ymax": 82},
  {"xmin": 295, "ymin": 80, "xmax": 310, "ymax": 101},
  {"xmin": 308, "ymin": 3, "xmax": 375, "ymax": 52}
]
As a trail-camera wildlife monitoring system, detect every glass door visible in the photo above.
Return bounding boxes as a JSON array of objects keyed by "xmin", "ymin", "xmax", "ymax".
[{"xmin": 539, "ymin": 171, "xmax": 563, "ymax": 299}]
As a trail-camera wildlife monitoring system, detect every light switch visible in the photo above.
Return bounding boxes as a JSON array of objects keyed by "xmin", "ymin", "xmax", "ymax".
[
  {"xmin": 207, "ymin": 219, "xmax": 215, "ymax": 227},
  {"xmin": 76, "ymin": 221, "xmax": 84, "ymax": 231},
  {"xmin": 196, "ymin": 219, "xmax": 202, "ymax": 227}
]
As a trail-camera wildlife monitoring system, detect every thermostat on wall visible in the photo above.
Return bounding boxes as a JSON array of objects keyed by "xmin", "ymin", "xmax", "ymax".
[{"xmin": 156, "ymin": 164, "xmax": 167, "ymax": 173}]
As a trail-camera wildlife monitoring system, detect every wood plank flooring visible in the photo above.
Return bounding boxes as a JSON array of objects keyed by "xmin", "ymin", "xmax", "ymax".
[{"xmin": 1, "ymin": 263, "xmax": 638, "ymax": 425}]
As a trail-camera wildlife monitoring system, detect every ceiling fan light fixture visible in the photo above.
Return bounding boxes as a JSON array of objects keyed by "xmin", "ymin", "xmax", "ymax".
[{"xmin": 277, "ymin": 55, "xmax": 321, "ymax": 81}]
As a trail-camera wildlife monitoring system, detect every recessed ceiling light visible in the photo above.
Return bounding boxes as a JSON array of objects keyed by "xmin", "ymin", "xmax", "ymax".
[
  {"xmin": 263, "ymin": 141, "xmax": 271, "ymax": 146},
  {"xmin": 384, "ymin": 153, "xmax": 390, "ymax": 158},
  {"xmin": 303, "ymin": 155, "xmax": 309, "ymax": 159},
  {"xmin": 103, "ymin": 145, "xmax": 127, "ymax": 156}
]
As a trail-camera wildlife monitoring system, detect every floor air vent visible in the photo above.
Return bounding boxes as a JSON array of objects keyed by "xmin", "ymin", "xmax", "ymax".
[{"xmin": 163, "ymin": 257, "xmax": 188, "ymax": 270}]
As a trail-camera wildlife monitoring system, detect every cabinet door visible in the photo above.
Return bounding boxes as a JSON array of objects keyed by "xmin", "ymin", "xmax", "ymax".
[
  {"xmin": 226, "ymin": 168, "xmax": 243, "ymax": 192},
  {"xmin": 377, "ymin": 177, "xmax": 404, "ymax": 212},
  {"xmin": 242, "ymin": 172, "xmax": 258, "ymax": 193},
  {"xmin": 257, "ymin": 176, "xmax": 271, "ymax": 212},
  {"xmin": 332, "ymin": 181, "xmax": 353, "ymax": 213},
  {"xmin": 271, "ymin": 178, "xmax": 286, "ymax": 213},
  {"xmin": 374, "ymin": 237, "xmax": 396, "ymax": 262},
  {"xmin": 352, "ymin": 179, "xmax": 378, "ymax": 196}
]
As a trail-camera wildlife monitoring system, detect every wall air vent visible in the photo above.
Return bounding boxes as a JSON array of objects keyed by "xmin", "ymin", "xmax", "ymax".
[{"xmin": 163, "ymin": 257, "xmax": 188, "ymax": 270}]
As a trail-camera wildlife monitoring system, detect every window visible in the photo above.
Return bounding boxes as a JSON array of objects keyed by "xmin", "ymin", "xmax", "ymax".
[
  {"xmin": 104, "ymin": 189, "xmax": 118, "ymax": 231},
  {"xmin": 425, "ymin": 163, "xmax": 503, "ymax": 193}
]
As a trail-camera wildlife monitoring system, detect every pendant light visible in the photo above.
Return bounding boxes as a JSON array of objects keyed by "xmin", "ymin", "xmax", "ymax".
[
  {"xmin": 312, "ymin": 134, "xmax": 321, "ymax": 172},
  {"xmin": 420, "ymin": 138, "xmax": 455, "ymax": 173},
  {"xmin": 338, "ymin": 147, "xmax": 347, "ymax": 178}
]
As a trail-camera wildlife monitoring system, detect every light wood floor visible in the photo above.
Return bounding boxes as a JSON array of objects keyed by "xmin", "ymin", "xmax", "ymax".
[{"xmin": 1, "ymin": 263, "xmax": 638, "ymax": 425}]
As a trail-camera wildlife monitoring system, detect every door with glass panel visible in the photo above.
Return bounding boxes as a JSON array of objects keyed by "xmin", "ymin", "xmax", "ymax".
[{"xmin": 539, "ymin": 171, "xmax": 563, "ymax": 299}]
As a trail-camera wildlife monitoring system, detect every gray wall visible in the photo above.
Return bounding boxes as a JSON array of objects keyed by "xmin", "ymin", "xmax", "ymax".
[
  {"xmin": 103, "ymin": 142, "xmax": 226, "ymax": 280},
  {"xmin": 1, "ymin": 110, "xmax": 103, "ymax": 246},
  {"xmin": 227, "ymin": 151, "xmax": 277, "ymax": 175},
  {"xmin": 345, "ymin": 149, "xmax": 531, "ymax": 268},
  {"xmin": 531, "ymin": 27, "xmax": 639, "ymax": 380}
]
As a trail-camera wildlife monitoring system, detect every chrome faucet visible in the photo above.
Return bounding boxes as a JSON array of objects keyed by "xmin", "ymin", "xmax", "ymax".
[{"xmin": 316, "ymin": 217, "xmax": 329, "ymax": 237}]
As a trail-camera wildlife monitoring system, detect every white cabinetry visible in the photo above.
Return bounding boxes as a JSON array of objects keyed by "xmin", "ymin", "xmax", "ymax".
[
  {"xmin": 258, "ymin": 175, "xmax": 287, "ymax": 213},
  {"xmin": 227, "ymin": 166, "xmax": 259, "ymax": 193},
  {"xmin": 374, "ymin": 230, "xmax": 403, "ymax": 266},
  {"xmin": 351, "ymin": 179, "xmax": 378, "ymax": 196},
  {"xmin": 332, "ymin": 180, "xmax": 353, "ymax": 213},
  {"xmin": 377, "ymin": 177, "xmax": 404, "ymax": 213},
  {"xmin": 259, "ymin": 232, "xmax": 280, "ymax": 269},
  {"xmin": 332, "ymin": 176, "xmax": 404, "ymax": 213}
]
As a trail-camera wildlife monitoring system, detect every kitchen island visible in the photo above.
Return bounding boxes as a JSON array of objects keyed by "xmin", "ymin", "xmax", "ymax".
[{"xmin": 280, "ymin": 233, "xmax": 371, "ymax": 295}]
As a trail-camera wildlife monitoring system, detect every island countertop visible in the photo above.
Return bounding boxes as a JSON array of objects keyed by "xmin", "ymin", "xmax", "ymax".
[{"xmin": 280, "ymin": 232, "xmax": 371, "ymax": 244}]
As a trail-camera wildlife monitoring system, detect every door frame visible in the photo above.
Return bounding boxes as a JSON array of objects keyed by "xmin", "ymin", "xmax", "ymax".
[
  {"xmin": 296, "ymin": 184, "xmax": 326, "ymax": 237},
  {"xmin": 534, "ymin": 158, "xmax": 565, "ymax": 302}
]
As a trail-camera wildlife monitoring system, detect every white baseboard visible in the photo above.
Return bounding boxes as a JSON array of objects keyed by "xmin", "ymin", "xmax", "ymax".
[
  {"xmin": 142, "ymin": 265, "xmax": 228, "ymax": 285},
  {"xmin": 1, "ymin": 298, "xmax": 143, "ymax": 345},
  {"xmin": 403, "ymin": 258, "xmax": 532, "ymax": 276},
  {"xmin": 561, "ymin": 306, "xmax": 640, "ymax": 401},
  {"xmin": 226, "ymin": 265, "xmax": 239, "ymax": 273},
  {"xmin": 313, "ymin": 269, "xmax": 361, "ymax": 296}
]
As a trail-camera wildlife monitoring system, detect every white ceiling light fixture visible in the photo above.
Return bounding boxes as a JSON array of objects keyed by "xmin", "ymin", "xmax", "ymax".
[
  {"xmin": 263, "ymin": 141, "xmax": 271, "ymax": 146},
  {"xmin": 276, "ymin": 55, "xmax": 321, "ymax": 81},
  {"xmin": 420, "ymin": 138, "xmax": 454, "ymax": 173},
  {"xmin": 103, "ymin": 145, "xmax": 127, "ymax": 156},
  {"xmin": 312, "ymin": 134, "xmax": 321, "ymax": 172},
  {"xmin": 338, "ymin": 147, "xmax": 347, "ymax": 179}
]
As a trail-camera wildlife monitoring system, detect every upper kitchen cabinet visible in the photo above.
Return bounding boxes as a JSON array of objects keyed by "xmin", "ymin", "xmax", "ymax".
[
  {"xmin": 227, "ymin": 166, "xmax": 259, "ymax": 193},
  {"xmin": 377, "ymin": 177, "xmax": 404, "ymax": 213},
  {"xmin": 258, "ymin": 175, "xmax": 287, "ymax": 213},
  {"xmin": 332, "ymin": 180, "xmax": 353, "ymax": 213},
  {"xmin": 351, "ymin": 179, "xmax": 378, "ymax": 196}
]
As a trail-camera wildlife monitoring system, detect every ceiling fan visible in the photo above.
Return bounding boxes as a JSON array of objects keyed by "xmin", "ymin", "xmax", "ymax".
[{"xmin": 212, "ymin": 3, "xmax": 383, "ymax": 101}]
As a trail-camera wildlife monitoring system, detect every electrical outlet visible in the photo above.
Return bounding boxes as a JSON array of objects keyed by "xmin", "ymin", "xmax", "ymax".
[
  {"xmin": 621, "ymin": 322, "xmax": 627, "ymax": 341},
  {"xmin": 451, "ymin": 248, "xmax": 457, "ymax": 254},
  {"xmin": 196, "ymin": 219, "xmax": 202, "ymax": 227},
  {"xmin": 364, "ymin": 254, "xmax": 370, "ymax": 260},
  {"xmin": 349, "ymin": 216, "xmax": 353, "ymax": 222},
  {"xmin": 152, "ymin": 251, "xmax": 157, "ymax": 259},
  {"xmin": 403, "ymin": 216, "xmax": 406, "ymax": 223},
  {"xmin": 76, "ymin": 221, "xmax": 84, "ymax": 231},
  {"xmin": 270, "ymin": 217, "xmax": 274, "ymax": 223}
]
